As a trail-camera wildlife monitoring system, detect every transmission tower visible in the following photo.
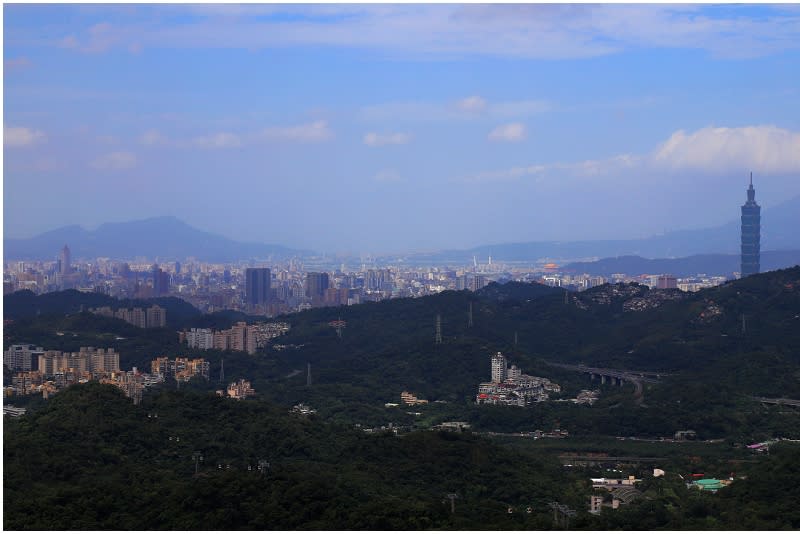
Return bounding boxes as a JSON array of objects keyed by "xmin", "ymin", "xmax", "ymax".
[
  {"xmin": 444, "ymin": 493, "xmax": 460, "ymax": 514},
  {"xmin": 329, "ymin": 318, "xmax": 346, "ymax": 339},
  {"xmin": 514, "ymin": 331, "xmax": 518, "ymax": 347},
  {"xmin": 548, "ymin": 502, "xmax": 576, "ymax": 529},
  {"xmin": 192, "ymin": 451, "xmax": 204, "ymax": 476},
  {"xmin": 468, "ymin": 302, "xmax": 474, "ymax": 328},
  {"xmin": 219, "ymin": 359, "xmax": 225, "ymax": 384},
  {"xmin": 435, "ymin": 314, "xmax": 442, "ymax": 345},
  {"xmin": 306, "ymin": 363, "xmax": 312, "ymax": 387},
  {"xmin": 742, "ymin": 314, "xmax": 746, "ymax": 335}
]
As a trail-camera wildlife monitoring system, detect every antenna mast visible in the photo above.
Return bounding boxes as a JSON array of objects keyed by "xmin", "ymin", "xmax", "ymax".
[{"xmin": 435, "ymin": 314, "xmax": 442, "ymax": 345}]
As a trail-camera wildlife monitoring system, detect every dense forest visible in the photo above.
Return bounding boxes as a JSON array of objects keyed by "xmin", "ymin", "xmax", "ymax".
[{"xmin": 4, "ymin": 383, "xmax": 800, "ymax": 530}]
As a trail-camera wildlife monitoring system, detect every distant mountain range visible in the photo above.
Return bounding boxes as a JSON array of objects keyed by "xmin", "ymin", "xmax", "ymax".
[
  {"xmin": 562, "ymin": 250, "xmax": 800, "ymax": 278},
  {"xmin": 402, "ymin": 195, "xmax": 800, "ymax": 264},
  {"xmin": 3, "ymin": 216, "xmax": 307, "ymax": 262}
]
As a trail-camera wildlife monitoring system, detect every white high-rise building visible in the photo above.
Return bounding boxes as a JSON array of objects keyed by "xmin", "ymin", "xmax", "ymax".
[
  {"xmin": 4, "ymin": 344, "xmax": 44, "ymax": 371},
  {"xmin": 186, "ymin": 328, "xmax": 214, "ymax": 350},
  {"xmin": 491, "ymin": 352, "xmax": 507, "ymax": 383}
]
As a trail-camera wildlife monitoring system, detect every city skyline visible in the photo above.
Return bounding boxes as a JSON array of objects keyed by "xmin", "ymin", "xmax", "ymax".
[{"xmin": 4, "ymin": 4, "xmax": 800, "ymax": 252}]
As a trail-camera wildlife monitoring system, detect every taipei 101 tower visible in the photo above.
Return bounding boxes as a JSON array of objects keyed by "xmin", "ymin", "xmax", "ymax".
[{"xmin": 740, "ymin": 173, "xmax": 760, "ymax": 277}]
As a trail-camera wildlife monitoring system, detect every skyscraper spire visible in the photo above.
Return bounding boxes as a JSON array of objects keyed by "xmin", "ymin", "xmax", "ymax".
[{"xmin": 741, "ymin": 173, "xmax": 761, "ymax": 277}]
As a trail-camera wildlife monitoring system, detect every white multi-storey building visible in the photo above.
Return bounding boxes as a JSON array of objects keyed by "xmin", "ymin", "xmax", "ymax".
[
  {"xmin": 185, "ymin": 328, "xmax": 215, "ymax": 350},
  {"xmin": 491, "ymin": 352, "xmax": 507, "ymax": 383},
  {"xmin": 4, "ymin": 344, "xmax": 44, "ymax": 372}
]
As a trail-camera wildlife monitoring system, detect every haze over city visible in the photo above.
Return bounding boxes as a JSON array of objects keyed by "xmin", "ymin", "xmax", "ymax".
[{"xmin": 4, "ymin": 4, "xmax": 800, "ymax": 253}]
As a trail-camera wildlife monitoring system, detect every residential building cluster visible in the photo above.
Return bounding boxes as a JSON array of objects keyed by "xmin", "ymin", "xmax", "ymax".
[
  {"xmin": 91, "ymin": 304, "xmax": 167, "ymax": 328},
  {"xmin": 400, "ymin": 391, "xmax": 429, "ymax": 406},
  {"xmin": 3, "ymin": 343, "xmax": 164, "ymax": 404},
  {"xmin": 151, "ymin": 356, "xmax": 211, "ymax": 382},
  {"xmin": 178, "ymin": 321, "xmax": 290, "ymax": 354},
  {"xmin": 4, "ymin": 344, "xmax": 119, "ymax": 374},
  {"xmin": 476, "ymin": 352, "xmax": 561, "ymax": 406},
  {"xmin": 226, "ymin": 378, "xmax": 255, "ymax": 400}
]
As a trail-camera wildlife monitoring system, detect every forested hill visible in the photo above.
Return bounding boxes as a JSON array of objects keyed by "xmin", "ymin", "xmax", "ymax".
[
  {"xmin": 4, "ymin": 289, "xmax": 202, "ymax": 328},
  {"xmin": 5, "ymin": 372, "xmax": 800, "ymax": 529},
  {"xmin": 476, "ymin": 280, "xmax": 564, "ymax": 301},
  {"xmin": 2, "ymin": 382, "xmax": 570, "ymax": 530}
]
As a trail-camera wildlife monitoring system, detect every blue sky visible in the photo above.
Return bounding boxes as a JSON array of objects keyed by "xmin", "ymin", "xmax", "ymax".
[{"xmin": 4, "ymin": 4, "xmax": 800, "ymax": 254}]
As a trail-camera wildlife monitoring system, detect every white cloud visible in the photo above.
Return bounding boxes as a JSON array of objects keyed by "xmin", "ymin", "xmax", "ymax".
[
  {"xmin": 192, "ymin": 132, "xmax": 241, "ymax": 149},
  {"xmin": 652, "ymin": 126, "xmax": 800, "ymax": 174},
  {"xmin": 360, "ymin": 96, "xmax": 552, "ymax": 122},
  {"xmin": 363, "ymin": 132, "xmax": 411, "ymax": 147},
  {"xmin": 139, "ymin": 129, "xmax": 169, "ymax": 146},
  {"xmin": 488, "ymin": 123, "xmax": 526, "ymax": 142},
  {"xmin": 466, "ymin": 165, "xmax": 548, "ymax": 183},
  {"xmin": 374, "ymin": 169, "xmax": 403, "ymax": 183},
  {"xmin": 262, "ymin": 120, "xmax": 332, "ymax": 142},
  {"xmin": 4, "ymin": 126, "xmax": 46, "ymax": 147},
  {"xmin": 59, "ymin": 22, "xmax": 121, "ymax": 54},
  {"xmin": 457, "ymin": 96, "xmax": 487, "ymax": 113},
  {"xmin": 90, "ymin": 151, "xmax": 137, "ymax": 171},
  {"xmin": 464, "ymin": 124, "xmax": 800, "ymax": 183}
]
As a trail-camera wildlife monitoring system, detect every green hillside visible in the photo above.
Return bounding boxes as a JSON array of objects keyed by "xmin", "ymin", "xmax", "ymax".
[{"xmin": 5, "ymin": 267, "xmax": 800, "ymax": 438}]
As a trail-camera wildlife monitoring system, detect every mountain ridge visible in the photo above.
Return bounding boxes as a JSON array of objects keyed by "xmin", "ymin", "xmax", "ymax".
[
  {"xmin": 400, "ymin": 195, "xmax": 800, "ymax": 263},
  {"xmin": 4, "ymin": 216, "xmax": 308, "ymax": 262},
  {"xmin": 562, "ymin": 250, "xmax": 800, "ymax": 277}
]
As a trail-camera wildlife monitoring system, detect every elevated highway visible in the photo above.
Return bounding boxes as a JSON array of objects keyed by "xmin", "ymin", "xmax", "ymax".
[
  {"xmin": 545, "ymin": 361, "xmax": 670, "ymax": 404},
  {"xmin": 753, "ymin": 396, "xmax": 800, "ymax": 407}
]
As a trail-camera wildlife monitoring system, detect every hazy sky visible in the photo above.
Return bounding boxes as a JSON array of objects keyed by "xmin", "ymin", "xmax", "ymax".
[{"xmin": 4, "ymin": 4, "xmax": 800, "ymax": 254}]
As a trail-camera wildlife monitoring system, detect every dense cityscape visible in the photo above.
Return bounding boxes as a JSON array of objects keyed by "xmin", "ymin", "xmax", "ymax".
[{"xmin": 3, "ymin": 246, "xmax": 730, "ymax": 316}]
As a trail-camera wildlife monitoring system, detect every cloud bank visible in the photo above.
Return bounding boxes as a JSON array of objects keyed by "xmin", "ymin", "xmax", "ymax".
[
  {"xmin": 466, "ymin": 125, "xmax": 800, "ymax": 182},
  {"xmin": 4, "ymin": 126, "xmax": 46, "ymax": 147},
  {"xmin": 37, "ymin": 5, "xmax": 800, "ymax": 60}
]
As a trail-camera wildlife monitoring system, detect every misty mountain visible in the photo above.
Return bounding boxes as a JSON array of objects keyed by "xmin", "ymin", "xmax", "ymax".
[
  {"xmin": 562, "ymin": 250, "xmax": 800, "ymax": 278},
  {"xmin": 406, "ymin": 195, "xmax": 800, "ymax": 264},
  {"xmin": 3, "ymin": 216, "xmax": 308, "ymax": 262}
]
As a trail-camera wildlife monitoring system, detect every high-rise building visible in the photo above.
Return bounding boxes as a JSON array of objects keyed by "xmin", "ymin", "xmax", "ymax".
[
  {"xmin": 245, "ymin": 268, "xmax": 271, "ymax": 307},
  {"xmin": 59, "ymin": 245, "xmax": 71, "ymax": 275},
  {"xmin": 306, "ymin": 272, "xmax": 330, "ymax": 299},
  {"xmin": 152, "ymin": 264, "xmax": 170, "ymax": 296},
  {"xmin": 656, "ymin": 275, "xmax": 677, "ymax": 289},
  {"xmin": 185, "ymin": 328, "xmax": 214, "ymax": 350},
  {"xmin": 741, "ymin": 173, "xmax": 761, "ymax": 277},
  {"xmin": 4, "ymin": 344, "xmax": 44, "ymax": 372},
  {"xmin": 130, "ymin": 307, "xmax": 147, "ymax": 329},
  {"xmin": 491, "ymin": 351, "xmax": 507, "ymax": 383},
  {"xmin": 365, "ymin": 269, "xmax": 392, "ymax": 291},
  {"xmin": 146, "ymin": 305, "xmax": 167, "ymax": 328}
]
